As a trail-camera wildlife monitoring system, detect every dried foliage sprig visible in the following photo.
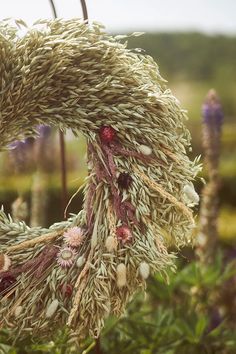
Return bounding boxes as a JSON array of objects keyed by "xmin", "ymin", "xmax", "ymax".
[{"xmin": 0, "ymin": 19, "xmax": 200, "ymax": 340}]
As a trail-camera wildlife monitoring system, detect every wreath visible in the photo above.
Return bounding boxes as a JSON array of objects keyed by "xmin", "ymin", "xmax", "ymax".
[{"xmin": 0, "ymin": 19, "xmax": 200, "ymax": 340}]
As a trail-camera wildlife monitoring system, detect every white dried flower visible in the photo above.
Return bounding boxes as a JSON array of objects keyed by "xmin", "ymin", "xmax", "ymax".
[
  {"xmin": 139, "ymin": 144, "xmax": 152, "ymax": 156},
  {"xmin": 76, "ymin": 254, "xmax": 85, "ymax": 268},
  {"xmin": 139, "ymin": 262, "xmax": 150, "ymax": 280},
  {"xmin": 14, "ymin": 306, "xmax": 23, "ymax": 317},
  {"xmin": 105, "ymin": 236, "xmax": 117, "ymax": 252},
  {"xmin": 116, "ymin": 263, "xmax": 127, "ymax": 288},
  {"xmin": 0, "ymin": 253, "xmax": 11, "ymax": 272},
  {"xmin": 46, "ymin": 299, "xmax": 59, "ymax": 319},
  {"xmin": 57, "ymin": 247, "xmax": 76, "ymax": 268},
  {"xmin": 183, "ymin": 183, "xmax": 199, "ymax": 205}
]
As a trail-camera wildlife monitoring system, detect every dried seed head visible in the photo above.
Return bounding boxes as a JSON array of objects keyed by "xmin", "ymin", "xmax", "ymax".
[
  {"xmin": 116, "ymin": 263, "xmax": 127, "ymax": 288},
  {"xmin": 76, "ymin": 254, "xmax": 85, "ymax": 267},
  {"xmin": 14, "ymin": 306, "xmax": 23, "ymax": 317},
  {"xmin": 46, "ymin": 299, "xmax": 59, "ymax": 318},
  {"xmin": 139, "ymin": 144, "xmax": 152, "ymax": 156},
  {"xmin": 183, "ymin": 184, "xmax": 199, "ymax": 205},
  {"xmin": 105, "ymin": 236, "xmax": 117, "ymax": 252},
  {"xmin": 139, "ymin": 262, "xmax": 150, "ymax": 280},
  {"xmin": 0, "ymin": 253, "xmax": 11, "ymax": 272}
]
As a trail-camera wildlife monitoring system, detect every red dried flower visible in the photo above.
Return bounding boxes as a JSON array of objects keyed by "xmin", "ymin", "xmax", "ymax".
[
  {"xmin": 59, "ymin": 283, "xmax": 73, "ymax": 298},
  {"xmin": 116, "ymin": 225, "xmax": 132, "ymax": 244},
  {"xmin": 99, "ymin": 126, "xmax": 116, "ymax": 144},
  {"xmin": 0, "ymin": 276, "xmax": 16, "ymax": 294},
  {"xmin": 117, "ymin": 173, "xmax": 133, "ymax": 189}
]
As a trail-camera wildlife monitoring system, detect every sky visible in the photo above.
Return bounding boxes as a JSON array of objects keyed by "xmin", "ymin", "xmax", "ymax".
[{"xmin": 1, "ymin": 0, "xmax": 236, "ymax": 35}]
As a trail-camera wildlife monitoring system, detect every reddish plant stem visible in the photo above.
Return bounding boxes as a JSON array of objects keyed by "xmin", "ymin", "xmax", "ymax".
[
  {"xmin": 90, "ymin": 142, "xmax": 138, "ymax": 226},
  {"xmin": 0, "ymin": 245, "xmax": 58, "ymax": 280},
  {"xmin": 59, "ymin": 130, "xmax": 68, "ymax": 217}
]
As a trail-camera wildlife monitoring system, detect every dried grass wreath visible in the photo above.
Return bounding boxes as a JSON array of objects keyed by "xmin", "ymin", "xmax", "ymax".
[{"xmin": 0, "ymin": 19, "xmax": 200, "ymax": 340}]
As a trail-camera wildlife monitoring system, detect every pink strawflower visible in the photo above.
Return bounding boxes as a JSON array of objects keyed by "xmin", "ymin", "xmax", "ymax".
[
  {"xmin": 63, "ymin": 227, "xmax": 84, "ymax": 248},
  {"xmin": 57, "ymin": 247, "xmax": 76, "ymax": 268}
]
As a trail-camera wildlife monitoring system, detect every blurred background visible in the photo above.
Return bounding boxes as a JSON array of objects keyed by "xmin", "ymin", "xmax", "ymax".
[{"xmin": 0, "ymin": 1, "xmax": 236, "ymax": 353}]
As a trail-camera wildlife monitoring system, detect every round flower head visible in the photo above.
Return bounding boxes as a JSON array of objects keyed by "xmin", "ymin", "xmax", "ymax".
[
  {"xmin": 116, "ymin": 225, "xmax": 132, "ymax": 244},
  {"xmin": 99, "ymin": 125, "xmax": 116, "ymax": 144},
  {"xmin": 63, "ymin": 227, "xmax": 84, "ymax": 248},
  {"xmin": 57, "ymin": 247, "xmax": 76, "ymax": 268}
]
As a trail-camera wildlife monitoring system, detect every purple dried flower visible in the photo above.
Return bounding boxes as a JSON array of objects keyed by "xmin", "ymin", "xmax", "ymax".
[{"xmin": 202, "ymin": 89, "xmax": 223, "ymax": 129}]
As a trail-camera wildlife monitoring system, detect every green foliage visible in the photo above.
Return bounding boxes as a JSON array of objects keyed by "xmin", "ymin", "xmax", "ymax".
[
  {"xmin": 2, "ymin": 252, "xmax": 236, "ymax": 354},
  {"xmin": 128, "ymin": 33, "xmax": 236, "ymax": 120},
  {"xmin": 128, "ymin": 33, "xmax": 236, "ymax": 82}
]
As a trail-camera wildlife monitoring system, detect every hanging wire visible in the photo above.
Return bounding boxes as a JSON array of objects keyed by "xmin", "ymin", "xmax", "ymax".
[
  {"xmin": 80, "ymin": 0, "xmax": 88, "ymax": 22},
  {"xmin": 48, "ymin": 0, "xmax": 68, "ymax": 218},
  {"xmin": 48, "ymin": 0, "xmax": 57, "ymax": 17}
]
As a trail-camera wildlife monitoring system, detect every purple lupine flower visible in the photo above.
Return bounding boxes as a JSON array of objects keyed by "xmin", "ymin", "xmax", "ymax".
[
  {"xmin": 8, "ymin": 125, "xmax": 52, "ymax": 173},
  {"xmin": 38, "ymin": 125, "xmax": 51, "ymax": 139},
  {"xmin": 9, "ymin": 138, "xmax": 33, "ymax": 171},
  {"xmin": 202, "ymin": 89, "xmax": 224, "ymax": 129}
]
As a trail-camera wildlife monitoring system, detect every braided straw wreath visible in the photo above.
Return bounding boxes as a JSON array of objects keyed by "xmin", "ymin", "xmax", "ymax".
[{"xmin": 0, "ymin": 19, "xmax": 200, "ymax": 340}]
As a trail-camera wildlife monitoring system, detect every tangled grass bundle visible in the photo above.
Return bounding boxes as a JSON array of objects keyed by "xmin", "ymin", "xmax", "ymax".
[{"xmin": 0, "ymin": 19, "xmax": 200, "ymax": 341}]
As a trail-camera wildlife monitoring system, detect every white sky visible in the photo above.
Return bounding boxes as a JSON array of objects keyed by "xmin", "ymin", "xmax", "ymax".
[{"xmin": 1, "ymin": 0, "xmax": 236, "ymax": 34}]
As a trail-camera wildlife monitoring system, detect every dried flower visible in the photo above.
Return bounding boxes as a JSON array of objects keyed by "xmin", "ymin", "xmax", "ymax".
[
  {"xmin": 116, "ymin": 263, "xmax": 127, "ymax": 288},
  {"xmin": 46, "ymin": 299, "xmax": 59, "ymax": 318},
  {"xmin": 0, "ymin": 253, "xmax": 11, "ymax": 272},
  {"xmin": 76, "ymin": 255, "xmax": 85, "ymax": 268},
  {"xmin": 14, "ymin": 306, "xmax": 23, "ymax": 317},
  {"xmin": 183, "ymin": 183, "xmax": 199, "ymax": 205},
  {"xmin": 116, "ymin": 225, "xmax": 133, "ymax": 244},
  {"xmin": 139, "ymin": 262, "xmax": 150, "ymax": 279},
  {"xmin": 59, "ymin": 283, "xmax": 73, "ymax": 298},
  {"xmin": 105, "ymin": 236, "xmax": 117, "ymax": 252},
  {"xmin": 117, "ymin": 172, "xmax": 133, "ymax": 189},
  {"xmin": 57, "ymin": 247, "xmax": 76, "ymax": 268},
  {"xmin": 0, "ymin": 276, "xmax": 16, "ymax": 294},
  {"xmin": 99, "ymin": 126, "xmax": 116, "ymax": 144},
  {"xmin": 63, "ymin": 227, "xmax": 84, "ymax": 248},
  {"xmin": 139, "ymin": 144, "xmax": 152, "ymax": 156}
]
